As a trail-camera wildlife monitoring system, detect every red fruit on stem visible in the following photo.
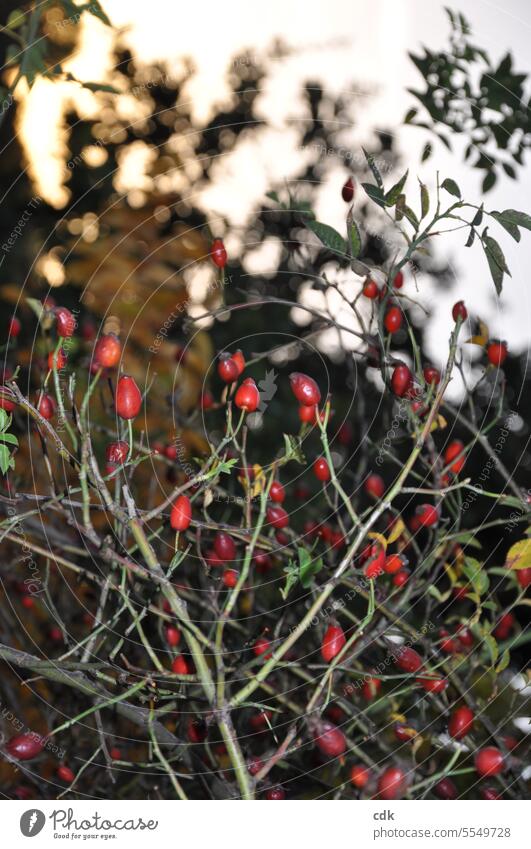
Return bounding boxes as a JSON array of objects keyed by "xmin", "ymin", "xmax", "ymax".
[
  {"xmin": 445, "ymin": 439, "xmax": 465, "ymax": 474},
  {"xmin": 516, "ymin": 567, "xmax": 531, "ymax": 589},
  {"xmin": 452, "ymin": 300, "xmax": 468, "ymax": 322},
  {"xmin": 364, "ymin": 543, "xmax": 386, "ymax": 579},
  {"xmin": 110, "ymin": 747, "xmax": 121, "ymax": 760},
  {"xmin": 393, "ymin": 569, "xmax": 410, "ymax": 587},
  {"xmin": 201, "ymin": 390, "xmax": 214, "ymax": 410},
  {"xmin": 350, "ymin": 764, "xmax": 371, "ymax": 789},
  {"xmin": 269, "ymin": 480, "xmax": 285, "ymax": 503},
  {"xmin": 439, "ymin": 628, "xmax": 458, "ymax": 654},
  {"xmin": 391, "ymin": 364, "xmax": 413, "ymax": 397},
  {"xmin": 222, "ymin": 569, "xmax": 238, "ymax": 588},
  {"xmin": 456, "ymin": 626, "xmax": 474, "ymax": 648},
  {"xmin": 378, "ymin": 766, "xmax": 406, "ymax": 800},
  {"xmin": 416, "ymin": 676, "xmax": 447, "ymax": 694},
  {"xmin": 364, "ymin": 474, "xmax": 385, "ymax": 499},
  {"xmin": 170, "ymin": 495, "xmax": 192, "ymax": 532},
  {"xmin": 165, "ymin": 626, "xmax": 181, "ymax": 647},
  {"xmin": 115, "ymin": 375, "xmax": 142, "ymax": 420},
  {"xmin": 394, "ymin": 645, "xmax": 423, "ymax": 673},
  {"xmin": 214, "ymin": 531, "xmax": 237, "ymax": 561},
  {"xmin": 475, "ymin": 747, "xmax": 504, "ymax": 778},
  {"xmin": 361, "ymin": 676, "xmax": 381, "ymax": 701},
  {"xmin": 448, "ymin": 706, "xmax": 474, "ymax": 739},
  {"xmin": 289, "ymin": 372, "xmax": 321, "ymax": 406},
  {"xmin": 6, "ymin": 733, "xmax": 44, "ymax": 761},
  {"xmin": 247, "ymin": 755, "xmax": 263, "ymax": 776},
  {"xmin": 342, "ymin": 177, "xmax": 354, "ymax": 203},
  {"xmin": 235, "ymin": 378, "xmax": 260, "ymax": 412},
  {"xmin": 415, "ymin": 503, "xmax": 439, "ymax": 528},
  {"xmin": 266, "ymin": 505, "xmax": 289, "ymax": 529},
  {"xmin": 94, "ymin": 333, "xmax": 121, "ymax": 369},
  {"xmin": 313, "ymin": 721, "xmax": 346, "ymax": 758},
  {"xmin": 106, "ymin": 441, "xmax": 128, "ymax": 466},
  {"xmin": 384, "ymin": 306, "xmax": 403, "ymax": 334},
  {"xmin": 362, "ymin": 278, "xmax": 379, "ymax": 299},
  {"xmin": 321, "ymin": 624, "xmax": 346, "ymax": 663},
  {"xmin": 48, "ymin": 347, "xmax": 67, "ymax": 370},
  {"xmin": 210, "ymin": 238, "xmax": 227, "ymax": 269},
  {"xmin": 54, "ymin": 306, "xmax": 76, "ymax": 337},
  {"xmin": 481, "ymin": 786, "xmax": 501, "ymax": 800},
  {"xmin": 313, "ymin": 457, "xmax": 331, "ymax": 482},
  {"xmin": 298, "ymin": 404, "xmax": 317, "ymax": 424},
  {"xmin": 57, "ymin": 765, "xmax": 75, "ymax": 783},
  {"xmin": 393, "ymin": 270, "xmax": 404, "ymax": 289},
  {"xmin": 493, "ymin": 612, "xmax": 514, "ymax": 640},
  {"xmin": 265, "ymin": 786, "xmax": 286, "ymax": 800},
  {"xmin": 171, "ymin": 654, "xmax": 190, "ymax": 675},
  {"xmin": 487, "ymin": 340, "xmax": 508, "ymax": 367},
  {"xmin": 383, "ymin": 554, "xmax": 406, "ymax": 574},
  {"xmin": 37, "ymin": 393, "xmax": 55, "ymax": 420},
  {"xmin": 434, "ymin": 777, "xmax": 458, "ymax": 800},
  {"xmin": 423, "ymin": 365, "xmax": 440, "ymax": 385},
  {"xmin": 8, "ymin": 316, "xmax": 21, "ymax": 338},
  {"xmin": 253, "ymin": 637, "xmax": 272, "ymax": 659},
  {"xmin": 217, "ymin": 353, "xmax": 239, "ymax": 383},
  {"xmin": 0, "ymin": 387, "xmax": 15, "ymax": 412},
  {"xmin": 231, "ymin": 349, "xmax": 245, "ymax": 376}
]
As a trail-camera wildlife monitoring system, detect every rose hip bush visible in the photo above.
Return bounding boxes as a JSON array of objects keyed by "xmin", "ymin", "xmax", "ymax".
[{"xmin": 0, "ymin": 154, "xmax": 530, "ymax": 801}]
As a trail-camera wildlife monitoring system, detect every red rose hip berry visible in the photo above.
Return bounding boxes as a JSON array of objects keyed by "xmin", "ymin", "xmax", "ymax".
[
  {"xmin": 94, "ymin": 333, "xmax": 121, "ymax": 369},
  {"xmin": 486, "ymin": 340, "xmax": 508, "ymax": 367},
  {"xmin": 475, "ymin": 747, "xmax": 504, "ymax": 778},
  {"xmin": 391, "ymin": 364, "xmax": 413, "ymax": 397},
  {"xmin": 54, "ymin": 306, "xmax": 76, "ymax": 337},
  {"xmin": 115, "ymin": 375, "xmax": 142, "ymax": 419},
  {"xmin": 313, "ymin": 457, "xmax": 331, "ymax": 482},
  {"xmin": 448, "ymin": 706, "xmax": 475, "ymax": 739},
  {"xmin": 234, "ymin": 378, "xmax": 260, "ymax": 412},
  {"xmin": 342, "ymin": 177, "xmax": 354, "ymax": 202},
  {"xmin": 170, "ymin": 495, "xmax": 192, "ymax": 532},
  {"xmin": 452, "ymin": 300, "xmax": 468, "ymax": 322},
  {"xmin": 289, "ymin": 372, "xmax": 321, "ymax": 406},
  {"xmin": 210, "ymin": 238, "xmax": 227, "ymax": 268},
  {"xmin": 321, "ymin": 624, "xmax": 346, "ymax": 663},
  {"xmin": 6, "ymin": 733, "xmax": 44, "ymax": 761}
]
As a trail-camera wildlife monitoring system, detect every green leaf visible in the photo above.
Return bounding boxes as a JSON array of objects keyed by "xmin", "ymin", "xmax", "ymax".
[
  {"xmin": 463, "ymin": 556, "xmax": 489, "ymax": 596},
  {"xmin": 0, "ymin": 409, "xmax": 9, "ymax": 432},
  {"xmin": 298, "ymin": 547, "xmax": 324, "ymax": 588},
  {"xmin": 385, "ymin": 170, "xmax": 409, "ymax": 206},
  {"xmin": 280, "ymin": 562, "xmax": 299, "ymax": 600},
  {"xmin": 419, "ymin": 181, "xmax": 429, "ymax": 218},
  {"xmin": 362, "ymin": 148, "xmax": 383, "ymax": 188},
  {"xmin": 441, "ymin": 178, "xmax": 461, "ymax": 198},
  {"xmin": 421, "ymin": 142, "xmax": 432, "ymax": 162},
  {"xmin": 266, "ymin": 191, "xmax": 279, "ymax": 203},
  {"xmin": 496, "ymin": 648, "xmax": 511, "ymax": 673},
  {"xmin": 7, "ymin": 9, "xmax": 25, "ymax": 28},
  {"xmin": 492, "ymin": 209, "xmax": 531, "ymax": 238},
  {"xmin": 402, "ymin": 205, "xmax": 420, "ymax": 230},
  {"xmin": 0, "ymin": 432, "xmax": 18, "ymax": 446},
  {"xmin": 491, "ymin": 212, "xmax": 520, "ymax": 242},
  {"xmin": 404, "ymin": 108, "xmax": 417, "ymax": 124},
  {"xmin": 482, "ymin": 230, "xmax": 511, "ymax": 295},
  {"xmin": 482, "ymin": 171, "xmax": 497, "ymax": 193},
  {"xmin": 305, "ymin": 220, "xmax": 346, "ymax": 256},
  {"xmin": 282, "ymin": 434, "xmax": 305, "ymax": 465},
  {"xmin": 451, "ymin": 533, "xmax": 482, "ymax": 550},
  {"xmin": 0, "ymin": 443, "xmax": 14, "ymax": 475},
  {"xmin": 349, "ymin": 221, "xmax": 362, "ymax": 258},
  {"xmin": 465, "ymin": 228, "xmax": 475, "ymax": 248},
  {"xmin": 484, "ymin": 633, "xmax": 499, "ymax": 666},
  {"xmin": 361, "ymin": 183, "xmax": 386, "ymax": 208}
]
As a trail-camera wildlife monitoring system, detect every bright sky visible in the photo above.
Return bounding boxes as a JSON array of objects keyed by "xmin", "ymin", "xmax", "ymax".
[{"xmin": 19, "ymin": 0, "xmax": 531, "ymax": 365}]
